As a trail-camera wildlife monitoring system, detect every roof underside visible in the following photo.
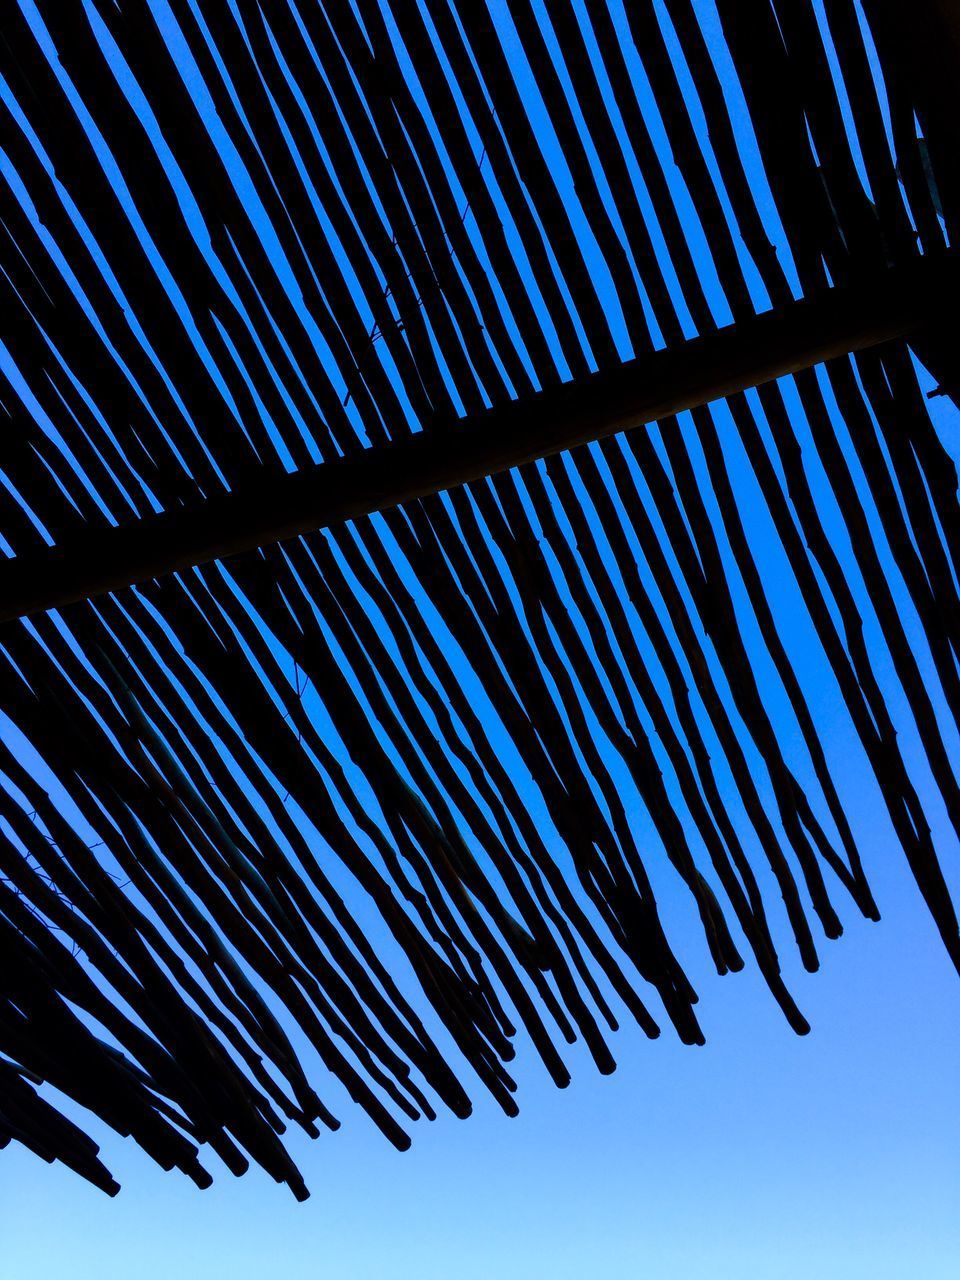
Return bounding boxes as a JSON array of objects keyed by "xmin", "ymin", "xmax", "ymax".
[{"xmin": 0, "ymin": 0, "xmax": 958, "ymax": 1199}]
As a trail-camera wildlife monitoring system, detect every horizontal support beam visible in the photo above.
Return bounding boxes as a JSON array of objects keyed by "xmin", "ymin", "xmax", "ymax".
[{"xmin": 1, "ymin": 253, "xmax": 956, "ymax": 623}]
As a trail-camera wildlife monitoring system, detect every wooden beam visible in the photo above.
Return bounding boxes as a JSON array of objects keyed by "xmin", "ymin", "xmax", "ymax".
[{"xmin": 1, "ymin": 253, "xmax": 955, "ymax": 624}]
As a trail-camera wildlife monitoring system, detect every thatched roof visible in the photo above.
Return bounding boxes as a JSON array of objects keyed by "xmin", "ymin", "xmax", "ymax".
[{"xmin": 1, "ymin": 0, "xmax": 957, "ymax": 1199}]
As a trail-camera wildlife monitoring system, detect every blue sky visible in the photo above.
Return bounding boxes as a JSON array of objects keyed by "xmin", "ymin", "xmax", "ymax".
[
  {"xmin": 1, "ymin": 1, "xmax": 959, "ymax": 1276},
  {"xmin": 3, "ymin": 783, "xmax": 958, "ymax": 1280}
]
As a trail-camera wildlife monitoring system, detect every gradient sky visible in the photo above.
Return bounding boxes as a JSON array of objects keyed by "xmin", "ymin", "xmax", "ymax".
[
  {"xmin": 3, "ymin": 784, "xmax": 959, "ymax": 1280},
  {"xmin": 2, "ymin": 1, "xmax": 959, "ymax": 1277}
]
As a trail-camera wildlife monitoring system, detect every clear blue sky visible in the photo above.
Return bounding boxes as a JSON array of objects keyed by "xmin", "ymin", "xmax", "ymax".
[
  {"xmin": 2, "ymin": 1, "xmax": 959, "ymax": 1277},
  {"xmin": 3, "ymin": 808, "xmax": 959, "ymax": 1280}
]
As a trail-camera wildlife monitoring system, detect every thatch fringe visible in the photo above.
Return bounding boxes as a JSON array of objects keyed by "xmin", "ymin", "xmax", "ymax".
[{"xmin": 1, "ymin": 0, "xmax": 957, "ymax": 1197}]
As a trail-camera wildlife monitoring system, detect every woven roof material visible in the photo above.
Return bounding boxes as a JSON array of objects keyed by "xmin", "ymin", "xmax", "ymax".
[{"xmin": 0, "ymin": 0, "xmax": 958, "ymax": 1198}]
